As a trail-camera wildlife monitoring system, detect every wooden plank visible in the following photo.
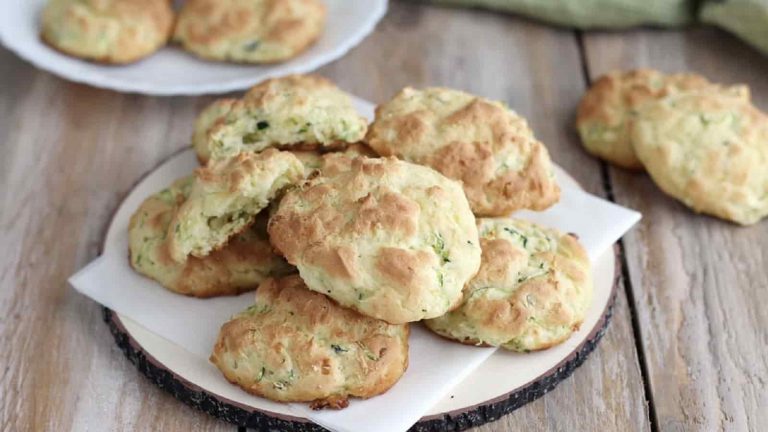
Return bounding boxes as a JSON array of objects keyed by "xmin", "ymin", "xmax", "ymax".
[
  {"xmin": 582, "ymin": 27, "xmax": 768, "ymax": 431},
  {"xmin": 0, "ymin": 47, "xmax": 233, "ymax": 431},
  {"xmin": 321, "ymin": 3, "xmax": 651, "ymax": 431}
]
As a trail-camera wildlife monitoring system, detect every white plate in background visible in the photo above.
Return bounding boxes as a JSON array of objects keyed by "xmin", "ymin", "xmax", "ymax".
[{"xmin": 0, "ymin": 0, "xmax": 387, "ymax": 95}]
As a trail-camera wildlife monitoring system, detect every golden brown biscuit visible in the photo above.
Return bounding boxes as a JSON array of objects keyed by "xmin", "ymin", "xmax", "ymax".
[
  {"xmin": 631, "ymin": 86, "xmax": 768, "ymax": 225},
  {"xmin": 576, "ymin": 69, "xmax": 717, "ymax": 169},
  {"xmin": 41, "ymin": 0, "xmax": 174, "ymax": 64},
  {"xmin": 167, "ymin": 149, "xmax": 304, "ymax": 262},
  {"xmin": 128, "ymin": 176, "xmax": 292, "ymax": 298},
  {"xmin": 269, "ymin": 157, "xmax": 482, "ymax": 324},
  {"xmin": 198, "ymin": 75, "xmax": 368, "ymax": 163},
  {"xmin": 367, "ymin": 87, "xmax": 560, "ymax": 216},
  {"xmin": 210, "ymin": 275, "xmax": 409, "ymax": 409},
  {"xmin": 173, "ymin": 0, "xmax": 326, "ymax": 64},
  {"xmin": 425, "ymin": 218, "xmax": 593, "ymax": 352}
]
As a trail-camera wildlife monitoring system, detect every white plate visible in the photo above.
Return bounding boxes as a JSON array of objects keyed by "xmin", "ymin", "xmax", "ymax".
[
  {"xmin": 0, "ymin": 0, "xmax": 387, "ymax": 95},
  {"xmin": 94, "ymin": 97, "xmax": 619, "ymax": 430}
]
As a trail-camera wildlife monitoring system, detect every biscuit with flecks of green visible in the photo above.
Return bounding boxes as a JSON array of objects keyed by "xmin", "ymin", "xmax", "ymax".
[
  {"xmin": 576, "ymin": 69, "xmax": 721, "ymax": 169},
  {"xmin": 210, "ymin": 275, "xmax": 409, "ymax": 409},
  {"xmin": 269, "ymin": 157, "xmax": 481, "ymax": 324},
  {"xmin": 174, "ymin": 0, "xmax": 326, "ymax": 64},
  {"xmin": 631, "ymin": 86, "xmax": 768, "ymax": 225},
  {"xmin": 425, "ymin": 218, "xmax": 592, "ymax": 352},
  {"xmin": 128, "ymin": 176, "xmax": 293, "ymax": 298},
  {"xmin": 200, "ymin": 75, "xmax": 368, "ymax": 162},
  {"xmin": 41, "ymin": 0, "xmax": 174, "ymax": 64}
]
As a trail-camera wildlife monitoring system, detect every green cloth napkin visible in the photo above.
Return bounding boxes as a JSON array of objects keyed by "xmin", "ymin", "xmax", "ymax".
[
  {"xmin": 701, "ymin": 0, "xmax": 768, "ymax": 55},
  {"xmin": 426, "ymin": 0, "xmax": 695, "ymax": 28}
]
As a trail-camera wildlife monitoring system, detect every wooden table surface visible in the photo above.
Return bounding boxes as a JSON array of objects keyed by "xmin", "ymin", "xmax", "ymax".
[{"xmin": 2, "ymin": 1, "xmax": 767, "ymax": 431}]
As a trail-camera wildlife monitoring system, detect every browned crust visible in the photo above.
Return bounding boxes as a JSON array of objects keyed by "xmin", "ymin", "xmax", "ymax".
[
  {"xmin": 39, "ymin": 0, "xmax": 175, "ymax": 65},
  {"xmin": 209, "ymin": 276, "xmax": 410, "ymax": 406},
  {"xmin": 174, "ymin": 0, "xmax": 325, "ymax": 64},
  {"xmin": 367, "ymin": 88, "xmax": 560, "ymax": 216}
]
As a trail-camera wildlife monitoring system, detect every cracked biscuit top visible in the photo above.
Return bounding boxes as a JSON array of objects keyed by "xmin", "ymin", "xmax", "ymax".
[
  {"xmin": 174, "ymin": 0, "xmax": 326, "ymax": 63},
  {"xmin": 210, "ymin": 275, "xmax": 409, "ymax": 409},
  {"xmin": 367, "ymin": 87, "xmax": 560, "ymax": 216},
  {"xmin": 425, "ymin": 218, "xmax": 592, "ymax": 352},
  {"xmin": 269, "ymin": 157, "xmax": 482, "ymax": 324}
]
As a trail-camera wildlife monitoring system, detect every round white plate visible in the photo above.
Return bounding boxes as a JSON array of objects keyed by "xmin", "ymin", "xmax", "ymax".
[
  {"xmin": 100, "ymin": 142, "xmax": 617, "ymax": 429},
  {"xmin": 0, "ymin": 0, "xmax": 387, "ymax": 95}
]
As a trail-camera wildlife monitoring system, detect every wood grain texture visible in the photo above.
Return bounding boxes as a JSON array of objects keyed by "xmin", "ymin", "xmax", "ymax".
[
  {"xmin": 0, "ymin": 49, "xmax": 233, "ymax": 432},
  {"xmin": 582, "ymin": 27, "xmax": 768, "ymax": 431},
  {"xmin": 0, "ymin": 2, "xmax": 655, "ymax": 431}
]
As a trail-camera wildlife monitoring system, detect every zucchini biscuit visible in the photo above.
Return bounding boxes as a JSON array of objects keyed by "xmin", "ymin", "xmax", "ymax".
[
  {"xmin": 576, "ymin": 69, "xmax": 716, "ymax": 169},
  {"xmin": 269, "ymin": 157, "xmax": 482, "ymax": 324},
  {"xmin": 41, "ymin": 0, "xmax": 174, "ymax": 64},
  {"xmin": 425, "ymin": 218, "xmax": 593, "ymax": 352},
  {"xmin": 168, "ymin": 149, "xmax": 304, "ymax": 262},
  {"xmin": 210, "ymin": 275, "xmax": 409, "ymax": 409},
  {"xmin": 199, "ymin": 75, "xmax": 368, "ymax": 163},
  {"xmin": 128, "ymin": 177, "xmax": 292, "ymax": 298},
  {"xmin": 631, "ymin": 87, "xmax": 768, "ymax": 225},
  {"xmin": 366, "ymin": 87, "xmax": 560, "ymax": 216},
  {"xmin": 174, "ymin": 0, "xmax": 326, "ymax": 64}
]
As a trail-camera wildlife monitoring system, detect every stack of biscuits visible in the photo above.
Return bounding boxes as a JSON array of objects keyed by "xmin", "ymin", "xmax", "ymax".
[
  {"xmin": 128, "ymin": 74, "xmax": 594, "ymax": 409},
  {"xmin": 577, "ymin": 69, "xmax": 768, "ymax": 225},
  {"xmin": 41, "ymin": 0, "xmax": 327, "ymax": 64}
]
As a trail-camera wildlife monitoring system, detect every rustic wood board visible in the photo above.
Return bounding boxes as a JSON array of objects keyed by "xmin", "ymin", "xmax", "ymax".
[{"xmin": 582, "ymin": 27, "xmax": 768, "ymax": 431}]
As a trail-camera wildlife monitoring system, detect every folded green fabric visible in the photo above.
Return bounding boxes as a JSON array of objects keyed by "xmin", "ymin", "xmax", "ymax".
[
  {"xmin": 426, "ymin": 0, "xmax": 694, "ymax": 28},
  {"xmin": 701, "ymin": 0, "xmax": 768, "ymax": 54}
]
